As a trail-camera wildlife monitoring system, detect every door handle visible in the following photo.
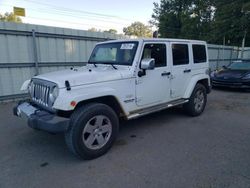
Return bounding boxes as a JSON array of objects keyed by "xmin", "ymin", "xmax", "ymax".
[
  {"xmin": 183, "ymin": 69, "xmax": 191, "ymax": 73},
  {"xmin": 161, "ymin": 72, "xmax": 171, "ymax": 76}
]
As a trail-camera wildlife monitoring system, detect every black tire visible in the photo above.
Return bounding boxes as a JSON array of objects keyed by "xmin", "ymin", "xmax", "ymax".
[
  {"xmin": 184, "ymin": 83, "xmax": 207, "ymax": 116},
  {"xmin": 65, "ymin": 103, "xmax": 119, "ymax": 160}
]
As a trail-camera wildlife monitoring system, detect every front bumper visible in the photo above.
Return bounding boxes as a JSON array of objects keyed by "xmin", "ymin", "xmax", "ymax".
[
  {"xmin": 13, "ymin": 102, "xmax": 70, "ymax": 133},
  {"xmin": 211, "ymin": 79, "xmax": 250, "ymax": 89}
]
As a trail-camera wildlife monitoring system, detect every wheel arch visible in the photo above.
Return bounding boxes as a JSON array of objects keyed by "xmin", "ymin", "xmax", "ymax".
[
  {"xmin": 183, "ymin": 75, "xmax": 211, "ymax": 99},
  {"xmin": 197, "ymin": 79, "xmax": 211, "ymax": 94},
  {"xmin": 74, "ymin": 95, "xmax": 126, "ymax": 118}
]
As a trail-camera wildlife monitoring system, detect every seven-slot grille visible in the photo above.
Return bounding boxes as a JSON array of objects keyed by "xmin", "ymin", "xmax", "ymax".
[
  {"xmin": 30, "ymin": 82, "xmax": 50, "ymax": 106},
  {"xmin": 29, "ymin": 79, "xmax": 56, "ymax": 108}
]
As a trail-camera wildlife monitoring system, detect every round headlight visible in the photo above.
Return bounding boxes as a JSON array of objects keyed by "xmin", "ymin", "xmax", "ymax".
[{"xmin": 49, "ymin": 86, "xmax": 59, "ymax": 103}]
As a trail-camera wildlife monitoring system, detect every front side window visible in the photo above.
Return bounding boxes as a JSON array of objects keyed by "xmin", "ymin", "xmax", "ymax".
[
  {"xmin": 88, "ymin": 42, "xmax": 138, "ymax": 66},
  {"xmin": 172, "ymin": 44, "xmax": 189, "ymax": 66},
  {"xmin": 192, "ymin": 45, "xmax": 207, "ymax": 63},
  {"xmin": 141, "ymin": 43, "xmax": 166, "ymax": 67}
]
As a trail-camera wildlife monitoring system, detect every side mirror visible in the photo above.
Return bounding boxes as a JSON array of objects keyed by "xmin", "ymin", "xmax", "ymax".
[
  {"xmin": 222, "ymin": 65, "xmax": 227, "ymax": 69},
  {"xmin": 141, "ymin": 58, "xmax": 155, "ymax": 70}
]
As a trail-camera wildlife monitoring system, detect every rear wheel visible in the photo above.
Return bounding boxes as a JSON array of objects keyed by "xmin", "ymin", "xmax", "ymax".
[
  {"xmin": 65, "ymin": 103, "xmax": 119, "ymax": 160},
  {"xmin": 184, "ymin": 83, "xmax": 207, "ymax": 116}
]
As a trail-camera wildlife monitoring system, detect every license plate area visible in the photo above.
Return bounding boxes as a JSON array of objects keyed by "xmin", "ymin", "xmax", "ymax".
[{"xmin": 17, "ymin": 102, "xmax": 38, "ymax": 118}]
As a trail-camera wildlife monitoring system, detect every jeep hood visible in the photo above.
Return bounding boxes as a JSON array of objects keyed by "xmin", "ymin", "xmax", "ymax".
[{"xmin": 34, "ymin": 66, "xmax": 131, "ymax": 88}]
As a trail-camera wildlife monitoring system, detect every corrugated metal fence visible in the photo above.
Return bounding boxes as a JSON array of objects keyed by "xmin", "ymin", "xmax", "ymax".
[
  {"xmin": 207, "ymin": 44, "xmax": 240, "ymax": 70},
  {"xmin": 0, "ymin": 22, "xmax": 121, "ymax": 101},
  {"xmin": 0, "ymin": 22, "xmax": 248, "ymax": 101}
]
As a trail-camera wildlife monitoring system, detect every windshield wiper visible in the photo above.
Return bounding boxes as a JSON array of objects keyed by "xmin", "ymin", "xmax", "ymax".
[
  {"xmin": 89, "ymin": 62, "xmax": 117, "ymax": 70},
  {"xmin": 107, "ymin": 63, "xmax": 117, "ymax": 70},
  {"xmin": 100, "ymin": 62, "xmax": 118, "ymax": 70},
  {"xmin": 88, "ymin": 61, "xmax": 97, "ymax": 67}
]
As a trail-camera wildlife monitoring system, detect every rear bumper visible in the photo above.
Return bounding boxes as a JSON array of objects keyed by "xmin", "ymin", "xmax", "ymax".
[{"xmin": 13, "ymin": 102, "xmax": 70, "ymax": 133}]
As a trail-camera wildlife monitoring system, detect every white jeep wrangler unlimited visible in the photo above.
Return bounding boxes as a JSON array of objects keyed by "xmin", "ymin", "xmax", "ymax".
[{"xmin": 14, "ymin": 39, "xmax": 211, "ymax": 159}]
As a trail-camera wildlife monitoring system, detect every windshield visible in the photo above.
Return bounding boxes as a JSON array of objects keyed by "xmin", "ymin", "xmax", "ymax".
[
  {"xmin": 88, "ymin": 42, "xmax": 138, "ymax": 66},
  {"xmin": 228, "ymin": 61, "xmax": 250, "ymax": 70}
]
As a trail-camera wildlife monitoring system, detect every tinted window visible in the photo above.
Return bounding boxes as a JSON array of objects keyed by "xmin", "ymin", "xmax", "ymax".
[
  {"xmin": 142, "ymin": 44, "xmax": 166, "ymax": 67},
  {"xmin": 192, "ymin": 45, "xmax": 207, "ymax": 63},
  {"xmin": 172, "ymin": 44, "xmax": 189, "ymax": 65}
]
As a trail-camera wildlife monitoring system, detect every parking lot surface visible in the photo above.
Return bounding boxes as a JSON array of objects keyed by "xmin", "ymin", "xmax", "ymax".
[{"xmin": 0, "ymin": 89, "xmax": 250, "ymax": 188}]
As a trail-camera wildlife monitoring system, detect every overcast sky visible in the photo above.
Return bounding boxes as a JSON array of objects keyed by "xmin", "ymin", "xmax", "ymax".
[{"xmin": 1, "ymin": 0, "xmax": 159, "ymax": 33}]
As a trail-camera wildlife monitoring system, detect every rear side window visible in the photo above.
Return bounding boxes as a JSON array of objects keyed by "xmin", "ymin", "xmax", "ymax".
[
  {"xmin": 192, "ymin": 45, "xmax": 207, "ymax": 63},
  {"xmin": 172, "ymin": 44, "xmax": 189, "ymax": 65},
  {"xmin": 142, "ymin": 43, "xmax": 166, "ymax": 67}
]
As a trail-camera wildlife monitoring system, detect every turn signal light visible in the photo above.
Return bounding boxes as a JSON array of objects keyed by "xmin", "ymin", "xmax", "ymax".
[{"xmin": 70, "ymin": 101, "xmax": 77, "ymax": 107}]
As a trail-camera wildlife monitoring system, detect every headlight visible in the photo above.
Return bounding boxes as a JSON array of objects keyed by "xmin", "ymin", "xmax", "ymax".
[
  {"xmin": 49, "ymin": 86, "xmax": 59, "ymax": 103},
  {"xmin": 242, "ymin": 74, "xmax": 250, "ymax": 80}
]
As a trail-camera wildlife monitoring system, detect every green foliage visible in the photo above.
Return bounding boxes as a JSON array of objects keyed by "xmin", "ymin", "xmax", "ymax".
[
  {"xmin": 0, "ymin": 12, "xmax": 22, "ymax": 23},
  {"xmin": 212, "ymin": 0, "xmax": 250, "ymax": 46},
  {"xmin": 87, "ymin": 27, "xmax": 101, "ymax": 32},
  {"xmin": 123, "ymin": 22, "xmax": 152, "ymax": 37},
  {"xmin": 104, "ymin": 29, "xmax": 118, "ymax": 34},
  {"xmin": 88, "ymin": 28, "xmax": 117, "ymax": 35},
  {"xmin": 151, "ymin": 0, "xmax": 250, "ymax": 46}
]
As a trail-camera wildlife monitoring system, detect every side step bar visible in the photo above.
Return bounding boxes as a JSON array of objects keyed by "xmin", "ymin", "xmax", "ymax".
[{"xmin": 127, "ymin": 99, "xmax": 188, "ymax": 120}]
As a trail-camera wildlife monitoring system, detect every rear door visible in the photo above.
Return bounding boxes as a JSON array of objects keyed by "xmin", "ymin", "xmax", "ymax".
[{"xmin": 170, "ymin": 43, "xmax": 192, "ymax": 99}]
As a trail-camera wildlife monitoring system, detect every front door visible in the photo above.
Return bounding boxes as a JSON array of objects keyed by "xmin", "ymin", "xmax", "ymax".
[
  {"xmin": 170, "ymin": 43, "xmax": 192, "ymax": 99},
  {"xmin": 136, "ymin": 43, "xmax": 171, "ymax": 106}
]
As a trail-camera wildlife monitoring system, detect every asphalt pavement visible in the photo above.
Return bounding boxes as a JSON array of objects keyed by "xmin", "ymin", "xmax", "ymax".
[{"xmin": 1, "ymin": 89, "xmax": 250, "ymax": 188}]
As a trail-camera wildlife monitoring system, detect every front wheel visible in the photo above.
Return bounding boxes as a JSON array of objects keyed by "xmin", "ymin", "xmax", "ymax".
[
  {"xmin": 65, "ymin": 103, "xmax": 119, "ymax": 160},
  {"xmin": 184, "ymin": 83, "xmax": 207, "ymax": 116}
]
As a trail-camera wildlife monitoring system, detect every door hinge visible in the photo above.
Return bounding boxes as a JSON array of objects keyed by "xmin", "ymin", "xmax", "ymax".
[
  {"xmin": 135, "ymin": 79, "xmax": 142, "ymax": 85},
  {"xmin": 170, "ymin": 89, "xmax": 175, "ymax": 97}
]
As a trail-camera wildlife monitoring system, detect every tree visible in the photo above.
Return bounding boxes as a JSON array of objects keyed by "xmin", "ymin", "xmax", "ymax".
[
  {"xmin": 87, "ymin": 27, "xmax": 101, "ymax": 32},
  {"xmin": 151, "ymin": 0, "xmax": 250, "ymax": 46},
  {"xmin": 104, "ymin": 29, "xmax": 117, "ymax": 34},
  {"xmin": 212, "ymin": 0, "xmax": 250, "ymax": 46},
  {"xmin": 123, "ymin": 22, "xmax": 152, "ymax": 37},
  {"xmin": 0, "ymin": 12, "xmax": 22, "ymax": 23},
  {"xmin": 151, "ymin": 0, "xmax": 215, "ymax": 40}
]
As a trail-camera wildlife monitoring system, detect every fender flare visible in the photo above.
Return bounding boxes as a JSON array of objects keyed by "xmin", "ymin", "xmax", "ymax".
[
  {"xmin": 183, "ymin": 74, "xmax": 210, "ymax": 99},
  {"xmin": 53, "ymin": 86, "xmax": 126, "ymax": 113}
]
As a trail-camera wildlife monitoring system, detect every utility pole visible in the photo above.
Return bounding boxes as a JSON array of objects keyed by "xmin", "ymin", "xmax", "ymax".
[
  {"xmin": 241, "ymin": 30, "xmax": 247, "ymax": 59},
  {"xmin": 240, "ymin": 4, "xmax": 249, "ymax": 60},
  {"xmin": 222, "ymin": 36, "xmax": 225, "ymax": 66}
]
